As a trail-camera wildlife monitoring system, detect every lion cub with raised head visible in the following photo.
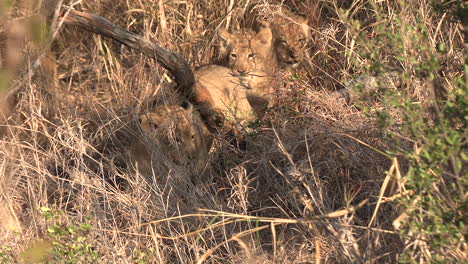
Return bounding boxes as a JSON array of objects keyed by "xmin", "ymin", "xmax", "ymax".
[
  {"xmin": 271, "ymin": 10, "xmax": 310, "ymax": 68},
  {"xmin": 199, "ymin": 23, "xmax": 277, "ymax": 124},
  {"xmin": 193, "ymin": 23, "xmax": 277, "ymax": 129},
  {"xmin": 130, "ymin": 102, "xmax": 212, "ymax": 175}
]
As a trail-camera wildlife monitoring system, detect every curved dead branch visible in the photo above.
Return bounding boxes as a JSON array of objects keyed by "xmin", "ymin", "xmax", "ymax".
[{"xmin": 59, "ymin": 8, "xmax": 194, "ymax": 99}]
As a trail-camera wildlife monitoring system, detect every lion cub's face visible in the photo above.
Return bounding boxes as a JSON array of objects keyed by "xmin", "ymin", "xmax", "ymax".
[
  {"xmin": 271, "ymin": 13, "xmax": 310, "ymax": 68},
  {"xmin": 137, "ymin": 103, "xmax": 210, "ymax": 173},
  {"xmin": 219, "ymin": 24, "xmax": 276, "ymax": 77}
]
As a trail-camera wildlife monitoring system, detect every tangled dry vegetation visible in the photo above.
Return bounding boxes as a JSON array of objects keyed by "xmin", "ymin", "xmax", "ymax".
[{"xmin": 0, "ymin": 0, "xmax": 465, "ymax": 263}]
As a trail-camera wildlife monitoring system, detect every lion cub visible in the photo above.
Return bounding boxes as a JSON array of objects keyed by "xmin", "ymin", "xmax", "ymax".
[
  {"xmin": 270, "ymin": 10, "xmax": 310, "ymax": 68},
  {"xmin": 195, "ymin": 23, "xmax": 277, "ymax": 127},
  {"xmin": 130, "ymin": 102, "xmax": 212, "ymax": 175}
]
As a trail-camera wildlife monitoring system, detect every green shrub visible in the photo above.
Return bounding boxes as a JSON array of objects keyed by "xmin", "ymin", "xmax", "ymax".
[
  {"xmin": 39, "ymin": 207, "xmax": 100, "ymax": 264},
  {"xmin": 344, "ymin": 1, "xmax": 466, "ymax": 262}
]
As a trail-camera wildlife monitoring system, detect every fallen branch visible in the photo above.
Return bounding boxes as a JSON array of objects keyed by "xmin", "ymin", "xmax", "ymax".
[{"xmin": 59, "ymin": 8, "xmax": 194, "ymax": 99}]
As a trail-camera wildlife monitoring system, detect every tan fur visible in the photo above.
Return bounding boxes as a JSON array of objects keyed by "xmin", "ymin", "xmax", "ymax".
[
  {"xmin": 195, "ymin": 65, "xmax": 255, "ymax": 127},
  {"xmin": 130, "ymin": 104, "xmax": 212, "ymax": 175},
  {"xmin": 0, "ymin": 0, "xmax": 59, "ymax": 135},
  {"xmin": 271, "ymin": 11, "xmax": 310, "ymax": 68}
]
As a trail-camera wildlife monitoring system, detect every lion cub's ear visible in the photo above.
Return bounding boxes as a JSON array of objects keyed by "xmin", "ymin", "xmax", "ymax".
[
  {"xmin": 257, "ymin": 19, "xmax": 270, "ymax": 29},
  {"xmin": 294, "ymin": 14, "xmax": 310, "ymax": 35},
  {"xmin": 218, "ymin": 29, "xmax": 234, "ymax": 44},
  {"xmin": 218, "ymin": 28, "xmax": 234, "ymax": 55},
  {"xmin": 295, "ymin": 14, "xmax": 309, "ymax": 25},
  {"xmin": 256, "ymin": 21, "xmax": 273, "ymax": 45}
]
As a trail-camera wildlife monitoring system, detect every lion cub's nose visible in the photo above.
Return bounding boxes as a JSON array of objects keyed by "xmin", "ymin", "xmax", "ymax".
[{"xmin": 236, "ymin": 67, "xmax": 248, "ymax": 75}]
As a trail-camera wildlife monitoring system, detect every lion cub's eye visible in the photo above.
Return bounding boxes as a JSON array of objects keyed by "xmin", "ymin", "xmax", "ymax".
[
  {"xmin": 297, "ymin": 38, "xmax": 306, "ymax": 45},
  {"xmin": 230, "ymin": 53, "xmax": 237, "ymax": 58},
  {"xmin": 279, "ymin": 40, "xmax": 288, "ymax": 46},
  {"xmin": 248, "ymin": 53, "xmax": 255, "ymax": 59}
]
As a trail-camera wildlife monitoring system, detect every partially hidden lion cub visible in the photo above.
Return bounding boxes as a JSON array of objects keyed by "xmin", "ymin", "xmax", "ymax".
[
  {"xmin": 130, "ymin": 102, "xmax": 213, "ymax": 175},
  {"xmin": 270, "ymin": 10, "xmax": 310, "ymax": 68},
  {"xmin": 194, "ymin": 23, "xmax": 277, "ymax": 128}
]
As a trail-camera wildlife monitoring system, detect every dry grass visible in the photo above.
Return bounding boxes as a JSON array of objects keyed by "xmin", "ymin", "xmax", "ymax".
[{"xmin": 0, "ymin": 0, "xmax": 465, "ymax": 263}]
